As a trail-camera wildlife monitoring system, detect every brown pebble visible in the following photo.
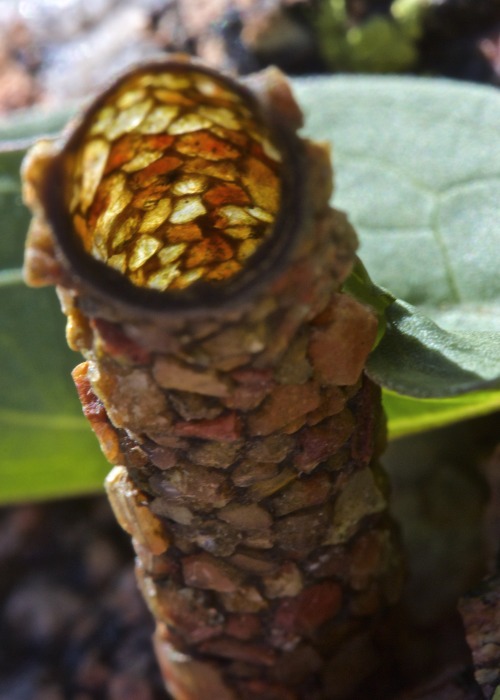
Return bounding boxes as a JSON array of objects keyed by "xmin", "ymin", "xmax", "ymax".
[
  {"xmin": 226, "ymin": 614, "xmax": 262, "ymax": 641},
  {"xmin": 218, "ymin": 503, "xmax": 272, "ymax": 530},
  {"xmin": 173, "ymin": 411, "xmax": 242, "ymax": 442},
  {"xmin": 294, "ymin": 410, "xmax": 355, "ymax": 473},
  {"xmin": 308, "ymin": 293, "xmax": 378, "ymax": 386},
  {"xmin": 219, "ymin": 586, "xmax": 268, "ymax": 613},
  {"xmin": 262, "ymin": 562, "xmax": 303, "ymax": 599},
  {"xmin": 247, "ymin": 382, "xmax": 321, "ymax": 436},
  {"xmin": 271, "ymin": 582, "xmax": 343, "ymax": 647},
  {"xmin": 231, "ymin": 460, "xmax": 279, "ymax": 487},
  {"xmin": 182, "ymin": 553, "xmax": 243, "ymax": 593},
  {"xmin": 199, "ymin": 636, "xmax": 277, "ymax": 666},
  {"xmin": 154, "ymin": 355, "xmax": 230, "ymax": 397},
  {"xmin": 269, "ymin": 471, "xmax": 331, "ymax": 516},
  {"xmin": 326, "ymin": 468, "xmax": 386, "ymax": 545}
]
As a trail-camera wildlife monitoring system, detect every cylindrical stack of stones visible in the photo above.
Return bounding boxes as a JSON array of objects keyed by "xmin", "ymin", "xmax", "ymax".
[{"xmin": 22, "ymin": 65, "xmax": 404, "ymax": 700}]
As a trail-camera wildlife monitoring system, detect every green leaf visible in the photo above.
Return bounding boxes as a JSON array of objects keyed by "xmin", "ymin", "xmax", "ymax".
[
  {"xmin": 0, "ymin": 281, "xmax": 108, "ymax": 503},
  {"xmin": 0, "ymin": 137, "xmax": 107, "ymax": 504},
  {"xmin": 369, "ymin": 299, "xmax": 500, "ymax": 397},
  {"xmin": 383, "ymin": 387, "xmax": 500, "ymax": 440},
  {"xmin": 0, "ymin": 106, "xmax": 75, "ymax": 148},
  {"xmin": 294, "ymin": 75, "xmax": 500, "ymax": 399}
]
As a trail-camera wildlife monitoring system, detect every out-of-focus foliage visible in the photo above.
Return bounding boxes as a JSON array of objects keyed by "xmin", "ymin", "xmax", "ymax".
[{"xmin": 315, "ymin": 0, "xmax": 429, "ymax": 73}]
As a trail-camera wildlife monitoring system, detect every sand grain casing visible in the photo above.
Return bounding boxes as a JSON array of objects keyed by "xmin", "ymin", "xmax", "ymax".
[{"xmin": 22, "ymin": 59, "xmax": 403, "ymax": 700}]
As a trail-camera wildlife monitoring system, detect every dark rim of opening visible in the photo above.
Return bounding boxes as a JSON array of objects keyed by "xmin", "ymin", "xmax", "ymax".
[{"xmin": 41, "ymin": 58, "xmax": 305, "ymax": 314}]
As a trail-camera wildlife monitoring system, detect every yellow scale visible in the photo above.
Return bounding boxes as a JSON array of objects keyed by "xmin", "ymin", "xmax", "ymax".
[{"xmin": 64, "ymin": 67, "xmax": 283, "ymax": 292}]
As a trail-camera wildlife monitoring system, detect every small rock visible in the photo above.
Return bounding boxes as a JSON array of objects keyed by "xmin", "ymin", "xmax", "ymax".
[
  {"xmin": 153, "ymin": 356, "xmax": 230, "ymax": 397},
  {"xmin": 218, "ymin": 503, "xmax": 272, "ymax": 530},
  {"xmin": 173, "ymin": 411, "xmax": 242, "ymax": 442},
  {"xmin": 306, "ymin": 386, "xmax": 346, "ymax": 426},
  {"xmin": 308, "ymin": 293, "xmax": 378, "ymax": 386},
  {"xmin": 150, "ymin": 499, "xmax": 194, "ymax": 526},
  {"xmin": 306, "ymin": 546, "xmax": 349, "ymax": 581},
  {"xmin": 245, "ymin": 433, "xmax": 294, "ymax": 463},
  {"xmin": 190, "ymin": 440, "xmax": 243, "ymax": 469},
  {"xmin": 225, "ymin": 613, "xmax": 262, "ymax": 641},
  {"xmin": 326, "ymin": 468, "xmax": 387, "ymax": 545},
  {"xmin": 273, "ymin": 643, "xmax": 323, "ymax": 685},
  {"xmin": 222, "ymin": 368, "xmax": 275, "ymax": 410},
  {"xmin": 242, "ymin": 530, "xmax": 274, "ymax": 550},
  {"xmin": 91, "ymin": 318, "xmax": 151, "ymax": 365},
  {"xmin": 199, "ymin": 636, "xmax": 277, "ymax": 666},
  {"xmin": 262, "ymin": 562, "xmax": 303, "ymax": 599},
  {"xmin": 230, "ymin": 551, "xmax": 278, "ymax": 575},
  {"xmin": 269, "ymin": 471, "xmax": 331, "ymax": 516},
  {"xmin": 148, "ymin": 445, "xmax": 177, "ymax": 470},
  {"xmin": 219, "ymin": 585, "xmax": 268, "ymax": 613},
  {"xmin": 247, "ymin": 381, "xmax": 321, "ymax": 436},
  {"xmin": 182, "ymin": 552, "xmax": 243, "ymax": 593},
  {"xmin": 294, "ymin": 410, "xmax": 355, "ymax": 473},
  {"xmin": 201, "ymin": 323, "xmax": 268, "ymax": 361},
  {"xmin": 275, "ymin": 331, "xmax": 312, "ymax": 385},
  {"xmin": 273, "ymin": 506, "xmax": 331, "ymax": 557},
  {"xmin": 150, "ymin": 462, "xmax": 232, "ymax": 510},
  {"xmin": 192, "ymin": 518, "xmax": 240, "ymax": 557},
  {"xmin": 146, "ymin": 580, "xmax": 224, "ymax": 645},
  {"xmin": 246, "ymin": 467, "xmax": 297, "ymax": 502},
  {"xmin": 271, "ymin": 582, "xmax": 342, "ymax": 646},
  {"xmin": 154, "ymin": 626, "xmax": 236, "ymax": 700},
  {"xmin": 90, "ymin": 361, "xmax": 171, "ymax": 434},
  {"xmin": 169, "ymin": 390, "xmax": 223, "ymax": 421},
  {"xmin": 231, "ymin": 459, "xmax": 279, "ymax": 487}
]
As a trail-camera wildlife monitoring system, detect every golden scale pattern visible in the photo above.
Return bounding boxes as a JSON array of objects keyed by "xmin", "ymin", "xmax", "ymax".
[{"xmin": 65, "ymin": 68, "xmax": 282, "ymax": 291}]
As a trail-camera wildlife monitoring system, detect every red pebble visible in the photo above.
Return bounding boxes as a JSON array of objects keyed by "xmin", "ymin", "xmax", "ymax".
[
  {"xmin": 91, "ymin": 318, "xmax": 151, "ymax": 365},
  {"xmin": 173, "ymin": 412, "xmax": 242, "ymax": 442}
]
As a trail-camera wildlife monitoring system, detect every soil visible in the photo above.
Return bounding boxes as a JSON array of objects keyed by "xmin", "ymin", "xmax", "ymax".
[{"xmin": 1, "ymin": 1, "xmax": 500, "ymax": 699}]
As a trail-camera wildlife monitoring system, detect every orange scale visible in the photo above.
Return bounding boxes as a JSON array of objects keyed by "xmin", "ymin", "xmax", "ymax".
[
  {"xmin": 204, "ymin": 259, "xmax": 242, "ymax": 281},
  {"xmin": 86, "ymin": 186, "xmax": 111, "ymax": 231},
  {"xmin": 132, "ymin": 184, "xmax": 169, "ymax": 209},
  {"xmin": 104, "ymin": 134, "xmax": 139, "ymax": 174},
  {"xmin": 164, "ymin": 222, "xmax": 204, "ymax": 243},
  {"xmin": 105, "ymin": 133, "xmax": 176, "ymax": 175},
  {"xmin": 210, "ymin": 127, "xmax": 249, "ymax": 149},
  {"xmin": 175, "ymin": 131, "xmax": 240, "ymax": 161},
  {"xmin": 203, "ymin": 183, "xmax": 251, "ymax": 208},
  {"xmin": 184, "ymin": 235, "xmax": 234, "ymax": 269},
  {"xmin": 137, "ymin": 155, "xmax": 183, "ymax": 181},
  {"xmin": 141, "ymin": 133, "xmax": 176, "ymax": 151},
  {"xmin": 248, "ymin": 140, "xmax": 270, "ymax": 163},
  {"xmin": 153, "ymin": 89, "xmax": 196, "ymax": 106},
  {"xmin": 183, "ymin": 158, "xmax": 238, "ymax": 182}
]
